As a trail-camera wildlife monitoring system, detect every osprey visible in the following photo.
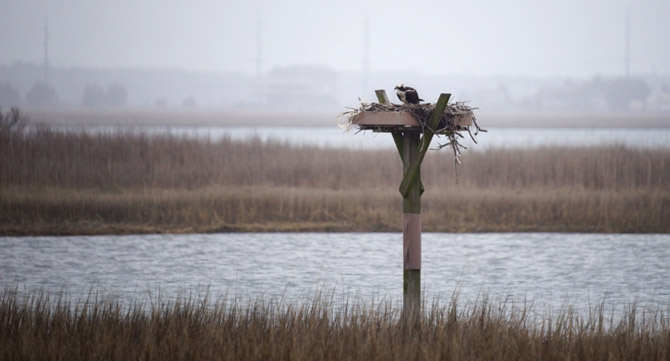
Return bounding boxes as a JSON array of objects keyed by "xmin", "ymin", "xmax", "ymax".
[{"xmin": 394, "ymin": 84, "xmax": 423, "ymax": 105}]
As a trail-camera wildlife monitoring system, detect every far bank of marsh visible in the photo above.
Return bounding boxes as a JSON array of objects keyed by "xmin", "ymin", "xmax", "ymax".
[
  {"xmin": 2, "ymin": 186, "xmax": 668, "ymax": 235},
  {"xmin": 1, "ymin": 126, "xmax": 669, "ymax": 235}
]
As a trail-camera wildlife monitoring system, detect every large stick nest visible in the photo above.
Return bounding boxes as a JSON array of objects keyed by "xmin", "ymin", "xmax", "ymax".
[
  {"xmin": 341, "ymin": 101, "xmax": 479, "ymax": 133},
  {"xmin": 338, "ymin": 100, "xmax": 485, "ymax": 183}
]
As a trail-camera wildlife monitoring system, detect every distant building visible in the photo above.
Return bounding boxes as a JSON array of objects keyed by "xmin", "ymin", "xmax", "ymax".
[
  {"xmin": 646, "ymin": 85, "xmax": 670, "ymax": 112},
  {"xmin": 265, "ymin": 65, "xmax": 338, "ymax": 110}
]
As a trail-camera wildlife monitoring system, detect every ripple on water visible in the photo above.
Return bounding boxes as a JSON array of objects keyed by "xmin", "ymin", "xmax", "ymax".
[{"xmin": 1, "ymin": 232, "xmax": 669, "ymax": 316}]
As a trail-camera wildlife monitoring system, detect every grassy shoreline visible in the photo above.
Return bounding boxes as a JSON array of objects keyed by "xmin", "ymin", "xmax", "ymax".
[
  {"xmin": 3, "ymin": 186, "xmax": 669, "ymax": 236},
  {"xmin": 2, "ymin": 125, "xmax": 669, "ymax": 236},
  {"xmin": 1, "ymin": 289, "xmax": 669, "ymax": 361}
]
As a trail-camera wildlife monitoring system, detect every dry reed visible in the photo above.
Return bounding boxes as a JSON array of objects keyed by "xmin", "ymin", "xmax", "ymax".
[
  {"xmin": 1, "ymin": 288, "xmax": 669, "ymax": 361},
  {"xmin": 1, "ymin": 125, "xmax": 669, "ymax": 234},
  {"xmin": 2, "ymin": 186, "xmax": 668, "ymax": 235},
  {"xmin": 2, "ymin": 126, "xmax": 669, "ymax": 190}
]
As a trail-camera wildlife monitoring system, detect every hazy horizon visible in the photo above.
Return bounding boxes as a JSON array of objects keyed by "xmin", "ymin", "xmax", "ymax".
[{"xmin": 3, "ymin": 0, "xmax": 670, "ymax": 78}]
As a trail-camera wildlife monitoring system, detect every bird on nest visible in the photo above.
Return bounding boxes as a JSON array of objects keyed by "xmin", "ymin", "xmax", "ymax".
[{"xmin": 394, "ymin": 84, "xmax": 423, "ymax": 105}]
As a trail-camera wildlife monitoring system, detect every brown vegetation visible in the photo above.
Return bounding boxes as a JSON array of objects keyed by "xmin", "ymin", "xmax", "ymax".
[
  {"xmin": 1, "ymin": 289, "xmax": 669, "ymax": 361},
  {"xmin": 1, "ymin": 124, "xmax": 669, "ymax": 235}
]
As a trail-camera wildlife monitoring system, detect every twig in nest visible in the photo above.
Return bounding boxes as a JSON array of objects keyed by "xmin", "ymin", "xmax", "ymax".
[
  {"xmin": 467, "ymin": 128, "xmax": 478, "ymax": 144},
  {"xmin": 341, "ymin": 99, "xmax": 482, "ymax": 184}
]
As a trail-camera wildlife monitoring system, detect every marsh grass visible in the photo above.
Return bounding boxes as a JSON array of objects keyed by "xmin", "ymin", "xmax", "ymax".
[
  {"xmin": 1, "ymin": 126, "xmax": 669, "ymax": 234},
  {"xmin": 1, "ymin": 288, "xmax": 669, "ymax": 361},
  {"xmin": 2, "ymin": 186, "xmax": 668, "ymax": 235},
  {"xmin": 2, "ymin": 126, "xmax": 670, "ymax": 190}
]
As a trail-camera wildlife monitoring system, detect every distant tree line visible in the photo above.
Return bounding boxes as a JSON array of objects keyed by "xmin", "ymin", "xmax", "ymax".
[
  {"xmin": 1, "ymin": 81, "xmax": 59, "ymax": 108},
  {"xmin": 0, "ymin": 82, "xmax": 20, "ymax": 107},
  {"xmin": 81, "ymin": 82, "xmax": 127, "ymax": 108},
  {"xmin": 0, "ymin": 81, "xmax": 128, "ymax": 109}
]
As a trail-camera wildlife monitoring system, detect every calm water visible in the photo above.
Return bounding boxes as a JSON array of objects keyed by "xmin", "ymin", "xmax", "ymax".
[
  {"xmin": 1, "ymin": 233, "xmax": 669, "ymax": 315},
  {"xmin": 45, "ymin": 125, "xmax": 670, "ymax": 150}
]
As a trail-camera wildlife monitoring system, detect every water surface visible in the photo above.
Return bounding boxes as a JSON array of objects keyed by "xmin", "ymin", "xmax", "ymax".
[
  {"xmin": 43, "ymin": 125, "xmax": 670, "ymax": 150},
  {"xmin": 1, "ymin": 233, "xmax": 668, "ymax": 315}
]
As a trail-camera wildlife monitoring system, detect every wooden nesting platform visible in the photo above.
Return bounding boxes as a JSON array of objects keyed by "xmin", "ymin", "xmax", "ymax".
[
  {"xmin": 344, "ymin": 91, "xmax": 481, "ymax": 317},
  {"xmin": 351, "ymin": 109, "xmax": 473, "ymax": 133}
]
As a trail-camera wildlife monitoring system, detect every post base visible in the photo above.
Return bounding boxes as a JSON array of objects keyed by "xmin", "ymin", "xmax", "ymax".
[{"xmin": 403, "ymin": 269, "xmax": 421, "ymax": 319}]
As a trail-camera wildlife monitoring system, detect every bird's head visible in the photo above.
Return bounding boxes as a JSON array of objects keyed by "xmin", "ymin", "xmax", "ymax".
[{"xmin": 395, "ymin": 84, "xmax": 405, "ymax": 91}]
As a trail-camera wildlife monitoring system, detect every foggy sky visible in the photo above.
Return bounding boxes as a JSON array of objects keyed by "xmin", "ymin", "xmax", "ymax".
[{"xmin": 2, "ymin": 0, "xmax": 669, "ymax": 77}]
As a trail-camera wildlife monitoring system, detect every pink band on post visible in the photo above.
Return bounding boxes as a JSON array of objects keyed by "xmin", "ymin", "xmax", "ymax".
[{"xmin": 403, "ymin": 213, "xmax": 421, "ymax": 270}]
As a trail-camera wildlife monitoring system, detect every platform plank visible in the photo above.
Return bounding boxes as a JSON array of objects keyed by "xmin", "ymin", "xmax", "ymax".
[
  {"xmin": 352, "ymin": 111, "xmax": 472, "ymax": 129},
  {"xmin": 351, "ymin": 112, "xmax": 419, "ymax": 126}
]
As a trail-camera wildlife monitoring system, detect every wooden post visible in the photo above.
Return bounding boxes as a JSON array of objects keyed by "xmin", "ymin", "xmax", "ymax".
[
  {"xmin": 398, "ymin": 93, "xmax": 452, "ymax": 318},
  {"xmin": 399, "ymin": 94, "xmax": 451, "ymax": 197},
  {"xmin": 375, "ymin": 90, "xmax": 404, "ymax": 158},
  {"xmin": 372, "ymin": 90, "xmax": 452, "ymax": 318},
  {"xmin": 402, "ymin": 132, "xmax": 421, "ymax": 318},
  {"xmin": 375, "ymin": 90, "xmax": 424, "ymax": 194}
]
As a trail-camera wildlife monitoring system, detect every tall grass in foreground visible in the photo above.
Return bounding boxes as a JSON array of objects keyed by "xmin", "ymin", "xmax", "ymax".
[{"xmin": 1, "ymin": 290, "xmax": 668, "ymax": 361}]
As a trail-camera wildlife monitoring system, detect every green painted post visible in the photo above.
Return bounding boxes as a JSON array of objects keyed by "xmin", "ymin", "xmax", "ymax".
[
  {"xmin": 372, "ymin": 90, "xmax": 452, "ymax": 318},
  {"xmin": 374, "ymin": 89, "xmax": 390, "ymax": 104},
  {"xmin": 399, "ymin": 93, "xmax": 451, "ymax": 197},
  {"xmin": 375, "ymin": 89, "xmax": 424, "ymax": 194},
  {"xmin": 375, "ymin": 90, "xmax": 404, "ymax": 158},
  {"xmin": 398, "ymin": 93, "xmax": 451, "ymax": 318},
  {"xmin": 402, "ymin": 132, "xmax": 422, "ymax": 318}
]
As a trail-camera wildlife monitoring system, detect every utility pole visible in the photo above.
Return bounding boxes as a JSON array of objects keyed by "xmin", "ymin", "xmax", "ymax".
[
  {"xmin": 362, "ymin": 15, "xmax": 370, "ymax": 100},
  {"xmin": 256, "ymin": 11, "xmax": 264, "ymax": 107},
  {"xmin": 625, "ymin": 7, "xmax": 630, "ymax": 78},
  {"xmin": 44, "ymin": 17, "xmax": 49, "ymax": 86}
]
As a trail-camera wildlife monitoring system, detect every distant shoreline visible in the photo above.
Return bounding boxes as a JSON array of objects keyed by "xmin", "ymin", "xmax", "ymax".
[{"xmin": 22, "ymin": 109, "xmax": 670, "ymax": 128}]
